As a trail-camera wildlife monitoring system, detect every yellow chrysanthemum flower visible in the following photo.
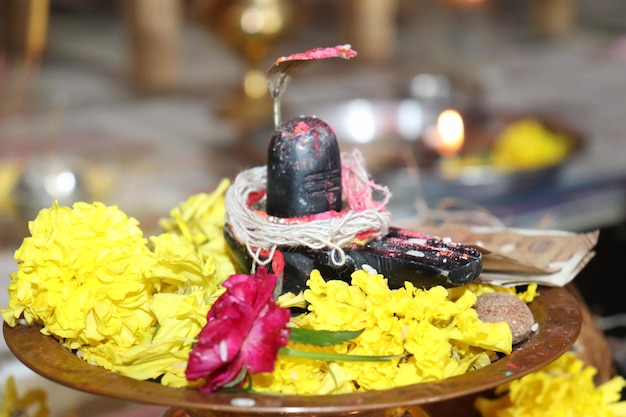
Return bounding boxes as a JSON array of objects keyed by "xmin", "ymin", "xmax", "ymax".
[
  {"xmin": 159, "ymin": 178, "xmax": 237, "ymax": 284},
  {"xmin": 251, "ymin": 354, "xmax": 358, "ymax": 395},
  {"xmin": 252, "ymin": 268, "xmax": 516, "ymax": 394},
  {"xmin": 1, "ymin": 201, "xmax": 157, "ymax": 350},
  {"xmin": 475, "ymin": 351, "xmax": 626, "ymax": 417},
  {"xmin": 447, "ymin": 282, "xmax": 539, "ymax": 304},
  {"xmin": 79, "ymin": 289, "xmax": 210, "ymax": 387},
  {"xmin": 2, "ymin": 179, "xmax": 237, "ymax": 387}
]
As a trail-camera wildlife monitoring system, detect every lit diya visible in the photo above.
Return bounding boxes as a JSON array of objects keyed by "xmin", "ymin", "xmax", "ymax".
[{"xmin": 223, "ymin": 45, "xmax": 482, "ymax": 294}]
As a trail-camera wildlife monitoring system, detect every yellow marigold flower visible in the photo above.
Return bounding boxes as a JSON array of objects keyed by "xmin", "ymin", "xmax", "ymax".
[
  {"xmin": 253, "ymin": 355, "xmax": 357, "ymax": 395},
  {"xmin": 450, "ymin": 295, "xmax": 513, "ymax": 353},
  {"xmin": 475, "ymin": 351, "xmax": 626, "ymax": 417},
  {"xmin": 83, "ymin": 182, "xmax": 236, "ymax": 386},
  {"xmin": 2, "ymin": 180, "xmax": 238, "ymax": 388},
  {"xmin": 253, "ymin": 268, "xmax": 513, "ymax": 394},
  {"xmin": 277, "ymin": 291, "xmax": 307, "ymax": 309},
  {"xmin": 80, "ymin": 289, "xmax": 211, "ymax": 387},
  {"xmin": 160, "ymin": 179, "xmax": 229, "ymax": 242},
  {"xmin": 1, "ymin": 201, "xmax": 157, "ymax": 350},
  {"xmin": 149, "ymin": 233, "xmax": 224, "ymax": 300},
  {"xmin": 447, "ymin": 282, "xmax": 539, "ymax": 304},
  {"xmin": 159, "ymin": 178, "xmax": 236, "ymax": 283}
]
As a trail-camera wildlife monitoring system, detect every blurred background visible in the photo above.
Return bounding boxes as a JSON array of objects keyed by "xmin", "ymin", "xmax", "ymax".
[{"xmin": 0, "ymin": 0, "xmax": 625, "ymax": 414}]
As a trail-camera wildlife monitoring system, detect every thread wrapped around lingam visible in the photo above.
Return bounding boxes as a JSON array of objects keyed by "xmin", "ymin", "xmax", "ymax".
[{"xmin": 224, "ymin": 45, "xmax": 482, "ymax": 294}]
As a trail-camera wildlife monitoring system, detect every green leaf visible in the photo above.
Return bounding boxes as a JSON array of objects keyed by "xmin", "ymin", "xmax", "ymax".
[
  {"xmin": 279, "ymin": 347, "xmax": 402, "ymax": 362},
  {"xmin": 288, "ymin": 328, "xmax": 364, "ymax": 346}
]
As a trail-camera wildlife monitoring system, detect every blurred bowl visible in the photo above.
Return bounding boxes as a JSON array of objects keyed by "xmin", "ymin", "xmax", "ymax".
[{"xmin": 424, "ymin": 112, "xmax": 586, "ymax": 202}]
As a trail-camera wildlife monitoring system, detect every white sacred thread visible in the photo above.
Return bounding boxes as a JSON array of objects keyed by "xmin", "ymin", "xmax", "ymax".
[{"xmin": 224, "ymin": 150, "xmax": 391, "ymax": 268}]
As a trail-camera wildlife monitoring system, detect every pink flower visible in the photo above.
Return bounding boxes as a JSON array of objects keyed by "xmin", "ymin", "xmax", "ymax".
[{"xmin": 185, "ymin": 267, "xmax": 291, "ymax": 392}]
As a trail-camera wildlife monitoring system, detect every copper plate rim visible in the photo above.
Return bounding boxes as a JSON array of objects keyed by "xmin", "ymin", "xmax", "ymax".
[{"xmin": 3, "ymin": 286, "xmax": 581, "ymax": 415}]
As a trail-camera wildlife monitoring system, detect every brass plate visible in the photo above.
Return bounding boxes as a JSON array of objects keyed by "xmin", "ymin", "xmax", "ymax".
[{"xmin": 3, "ymin": 286, "xmax": 581, "ymax": 416}]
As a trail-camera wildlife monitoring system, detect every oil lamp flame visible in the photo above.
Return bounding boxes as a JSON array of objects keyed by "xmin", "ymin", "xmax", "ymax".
[{"xmin": 436, "ymin": 109, "xmax": 464, "ymax": 158}]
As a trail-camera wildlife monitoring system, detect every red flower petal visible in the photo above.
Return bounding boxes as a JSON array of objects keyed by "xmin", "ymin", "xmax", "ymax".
[
  {"xmin": 186, "ymin": 315, "xmax": 245, "ymax": 381},
  {"xmin": 185, "ymin": 267, "xmax": 291, "ymax": 392},
  {"xmin": 241, "ymin": 303, "xmax": 291, "ymax": 373},
  {"xmin": 222, "ymin": 268, "xmax": 277, "ymax": 311}
]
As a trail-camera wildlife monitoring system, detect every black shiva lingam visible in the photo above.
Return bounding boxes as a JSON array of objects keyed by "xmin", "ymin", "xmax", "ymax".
[{"xmin": 224, "ymin": 45, "xmax": 482, "ymax": 295}]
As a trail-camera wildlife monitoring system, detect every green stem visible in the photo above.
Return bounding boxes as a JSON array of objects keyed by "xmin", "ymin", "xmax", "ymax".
[{"xmin": 279, "ymin": 347, "xmax": 403, "ymax": 362}]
